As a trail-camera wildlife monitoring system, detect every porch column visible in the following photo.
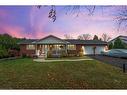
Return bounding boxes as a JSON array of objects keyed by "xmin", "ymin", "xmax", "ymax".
[
  {"xmin": 35, "ymin": 43, "xmax": 37, "ymax": 55},
  {"xmin": 65, "ymin": 44, "xmax": 68, "ymax": 54}
]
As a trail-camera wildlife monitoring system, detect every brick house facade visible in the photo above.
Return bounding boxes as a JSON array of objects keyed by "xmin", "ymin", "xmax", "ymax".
[{"xmin": 18, "ymin": 35, "xmax": 107, "ymax": 57}]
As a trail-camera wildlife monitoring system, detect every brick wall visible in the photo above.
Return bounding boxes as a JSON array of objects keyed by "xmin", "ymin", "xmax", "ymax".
[{"xmin": 20, "ymin": 44, "xmax": 35, "ymax": 57}]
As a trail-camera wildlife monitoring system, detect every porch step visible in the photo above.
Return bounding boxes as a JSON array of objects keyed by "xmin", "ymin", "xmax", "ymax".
[
  {"xmin": 38, "ymin": 54, "xmax": 46, "ymax": 58},
  {"xmin": 38, "ymin": 56, "xmax": 45, "ymax": 58}
]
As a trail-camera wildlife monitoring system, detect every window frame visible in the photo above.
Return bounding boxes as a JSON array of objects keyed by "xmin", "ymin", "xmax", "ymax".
[
  {"xmin": 67, "ymin": 44, "xmax": 76, "ymax": 50},
  {"xmin": 26, "ymin": 44, "xmax": 35, "ymax": 50}
]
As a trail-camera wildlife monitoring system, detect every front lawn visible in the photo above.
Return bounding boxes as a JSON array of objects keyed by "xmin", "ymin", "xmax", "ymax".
[{"xmin": 0, "ymin": 58, "xmax": 127, "ymax": 89}]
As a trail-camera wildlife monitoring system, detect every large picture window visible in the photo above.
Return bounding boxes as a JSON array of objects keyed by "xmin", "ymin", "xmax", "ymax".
[
  {"xmin": 26, "ymin": 45, "xmax": 35, "ymax": 50},
  {"xmin": 67, "ymin": 45, "xmax": 76, "ymax": 50}
]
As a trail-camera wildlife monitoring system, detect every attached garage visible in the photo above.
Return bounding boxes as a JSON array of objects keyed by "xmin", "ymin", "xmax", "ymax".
[
  {"xmin": 82, "ymin": 45, "xmax": 106, "ymax": 55},
  {"xmin": 95, "ymin": 46, "xmax": 106, "ymax": 54},
  {"xmin": 83, "ymin": 46, "xmax": 94, "ymax": 55},
  {"xmin": 66, "ymin": 39, "xmax": 108, "ymax": 55}
]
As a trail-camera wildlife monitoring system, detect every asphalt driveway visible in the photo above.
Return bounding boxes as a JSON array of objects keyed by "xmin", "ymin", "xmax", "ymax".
[{"xmin": 88, "ymin": 55, "xmax": 127, "ymax": 69}]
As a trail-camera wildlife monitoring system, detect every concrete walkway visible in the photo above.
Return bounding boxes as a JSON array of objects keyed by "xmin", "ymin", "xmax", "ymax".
[{"xmin": 33, "ymin": 58, "xmax": 93, "ymax": 62}]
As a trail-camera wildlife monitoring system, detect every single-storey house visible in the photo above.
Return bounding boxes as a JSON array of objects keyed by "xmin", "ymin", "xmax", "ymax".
[
  {"xmin": 18, "ymin": 35, "xmax": 108, "ymax": 57},
  {"xmin": 109, "ymin": 35, "xmax": 127, "ymax": 48}
]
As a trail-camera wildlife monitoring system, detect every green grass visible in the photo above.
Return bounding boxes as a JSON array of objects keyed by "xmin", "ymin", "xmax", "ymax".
[{"xmin": 0, "ymin": 58, "xmax": 127, "ymax": 89}]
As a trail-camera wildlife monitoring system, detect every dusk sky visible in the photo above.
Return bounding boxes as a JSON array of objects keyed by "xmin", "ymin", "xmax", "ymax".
[{"xmin": 0, "ymin": 6, "xmax": 127, "ymax": 39}]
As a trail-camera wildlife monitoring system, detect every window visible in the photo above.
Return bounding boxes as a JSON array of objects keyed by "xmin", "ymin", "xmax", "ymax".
[
  {"xmin": 26, "ymin": 45, "xmax": 35, "ymax": 50},
  {"xmin": 50, "ymin": 45, "xmax": 65, "ymax": 50},
  {"xmin": 67, "ymin": 45, "xmax": 76, "ymax": 50}
]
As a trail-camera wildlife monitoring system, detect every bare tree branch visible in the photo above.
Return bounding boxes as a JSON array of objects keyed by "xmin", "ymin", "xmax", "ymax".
[
  {"xmin": 101, "ymin": 33, "xmax": 111, "ymax": 42},
  {"xmin": 77, "ymin": 34, "xmax": 91, "ymax": 40},
  {"xmin": 48, "ymin": 5, "xmax": 56, "ymax": 22},
  {"xmin": 64, "ymin": 34, "xmax": 73, "ymax": 39},
  {"xmin": 37, "ymin": 5, "xmax": 96, "ymax": 22},
  {"xmin": 115, "ymin": 6, "xmax": 127, "ymax": 31},
  {"xmin": 85, "ymin": 6, "xmax": 96, "ymax": 15},
  {"xmin": 37, "ymin": 5, "xmax": 42, "ymax": 9}
]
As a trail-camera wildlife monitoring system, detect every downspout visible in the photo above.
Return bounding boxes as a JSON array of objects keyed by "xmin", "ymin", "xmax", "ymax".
[
  {"xmin": 35, "ymin": 41, "xmax": 38, "ymax": 56},
  {"xmin": 35, "ymin": 43, "xmax": 37, "ymax": 56},
  {"xmin": 65, "ymin": 43, "xmax": 68, "ymax": 55}
]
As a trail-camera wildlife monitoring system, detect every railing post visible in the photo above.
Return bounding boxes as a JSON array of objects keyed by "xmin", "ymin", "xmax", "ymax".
[{"xmin": 123, "ymin": 64, "xmax": 126, "ymax": 73}]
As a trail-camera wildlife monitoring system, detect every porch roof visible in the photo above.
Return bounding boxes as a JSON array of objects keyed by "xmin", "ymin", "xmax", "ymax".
[{"xmin": 32, "ymin": 35, "xmax": 70, "ymax": 44}]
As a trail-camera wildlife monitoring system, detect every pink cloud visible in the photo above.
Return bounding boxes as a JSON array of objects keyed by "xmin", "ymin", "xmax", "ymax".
[{"xmin": 0, "ymin": 24, "xmax": 32, "ymax": 38}]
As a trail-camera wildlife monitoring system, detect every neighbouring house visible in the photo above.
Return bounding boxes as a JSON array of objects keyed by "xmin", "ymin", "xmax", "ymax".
[
  {"xmin": 109, "ymin": 35, "xmax": 127, "ymax": 48},
  {"xmin": 18, "ymin": 35, "xmax": 108, "ymax": 57}
]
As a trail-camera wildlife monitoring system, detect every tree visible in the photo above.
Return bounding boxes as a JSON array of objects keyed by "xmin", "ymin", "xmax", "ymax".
[
  {"xmin": 37, "ymin": 5, "xmax": 96, "ymax": 22},
  {"xmin": 115, "ymin": 6, "xmax": 127, "ymax": 31},
  {"xmin": 37, "ymin": 5, "xmax": 127, "ymax": 33},
  {"xmin": 0, "ymin": 33, "xmax": 21, "ymax": 50},
  {"xmin": 0, "ymin": 33, "xmax": 22, "ymax": 58},
  {"xmin": 93, "ymin": 35, "xmax": 99, "ymax": 40},
  {"xmin": 101, "ymin": 33, "xmax": 111, "ymax": 42},
  {"xmin": 0, "ymin": 45, "xmax": 8, "ymax": 58},
  {"xmin": 113, "ymin": 38, "xmax": 125, "ymax": 49},
  {"xmin": 77, "ymin": 34, "xmax": 91, "ymax": 40},
  {"xmin": 64, "ymin": 34, "xmax": 73, "ymax": 39},
  {"xmin": 99, "ymin": 38, "xmax": 102, "ymax": 41},
  {"xmin": 108, "ymin": 42, "xmax": 113, "ymax": 49}
]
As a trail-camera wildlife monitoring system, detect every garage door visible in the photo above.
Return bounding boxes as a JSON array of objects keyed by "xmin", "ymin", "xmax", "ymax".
[
  {"xmin": 83, "ymin": 46, "xmax": 105, "ymax": 55},
  {"xmin": 83, "ymin": 46, "xmax": 94, "ymax": 55},
  {"xmin": 95, "ymin": 46, "xmax": 105, "ymax": 54}
]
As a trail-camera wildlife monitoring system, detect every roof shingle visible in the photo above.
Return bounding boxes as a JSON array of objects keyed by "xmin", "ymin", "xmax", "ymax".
[
  {"xmin": 65, "ymin": 39, "xmax": 107, "ymax": 45},
  {"xmin": 18, "ymin": 35, "xmax": 107, "ymax": 45}
]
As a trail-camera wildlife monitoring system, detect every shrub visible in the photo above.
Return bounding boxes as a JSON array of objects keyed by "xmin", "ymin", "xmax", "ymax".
[
  {"xmin": 67, "ymin": 50, "xmax": 77, "ymax": 57},
  {"xmin": 47, "ymin": 51, "xmax": 52, "ymax": 58},
  {"xmin": 79, "ymin": 52, "xmax": 84, "ymax": 57},
  {"xmin": 22, "ymin": 53, "xmax": 27, "ymax": 58},
  {"xmin": 78, "ymin": 48, "xmax": 84, "ymax": 57},
  {"xmin": 0, "ymin": 50, "xmax": 4, "ymax": 58},
  {"xmin": 60, "ymin": 50, "xmax": 67, "ymax": 57},
  {"xmin": 0, "ymin": 45, "xmax": 9, "ymax": 59},
  {"xmin": 113, "ymin": 38, "xmax": 125, "ymax": 49}
]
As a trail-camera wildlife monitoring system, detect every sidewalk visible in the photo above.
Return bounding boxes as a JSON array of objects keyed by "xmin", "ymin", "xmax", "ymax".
[{"xmin": 33, "ymin": 58, "xmax": 93, "ymax": 62}]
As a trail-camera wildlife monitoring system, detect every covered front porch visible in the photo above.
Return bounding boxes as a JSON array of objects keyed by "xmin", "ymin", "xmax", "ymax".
[
  {"xmin": 35, "ymin": 44, "xmax": 67, "ymax": 58},
  {"xmin": 32, "ymin": 35, "xmax": 70, "ymax": 58}
]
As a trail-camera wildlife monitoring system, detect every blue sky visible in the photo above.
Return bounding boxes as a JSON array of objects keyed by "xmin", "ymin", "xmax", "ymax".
[{"xmin": 0, "ymin": 6, "xmax": 127, "ymax": 39}]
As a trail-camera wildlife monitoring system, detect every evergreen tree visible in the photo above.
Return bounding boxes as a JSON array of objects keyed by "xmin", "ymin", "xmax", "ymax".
[
  {"xmin": 113, "ymin": 38, "xmax": 125, "ymax": 49},
  {"xmin": 99, "ymin": 38, "xmax": 102, "ymax": 41},
  {"xmin": 0, "ymin": 45, "xmax": 8, "ymax": 58},
  {"xmin": 108, "ymin": 42, "xmax": 113, "ymax": 49},
  {"xmin": 0, "ymin": 34, "xmax": 21, "ymax": 50},
  {"xmin": 93, "ymin": 35, "xmax": 99, "ymax": 40},
  {"xmin": 0, "ymin": 33, "xmax": 22, "ymax": 58}
]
